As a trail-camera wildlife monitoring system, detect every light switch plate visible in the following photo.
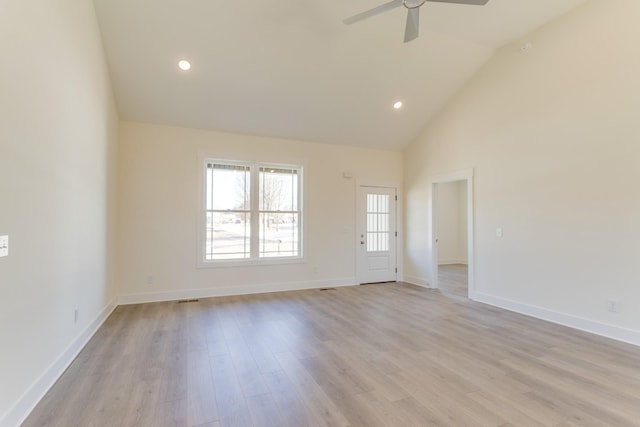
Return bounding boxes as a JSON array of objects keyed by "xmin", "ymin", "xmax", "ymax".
[{"xmin": 0, "ymin": 235, "xmax": 8, "ymax": 257}]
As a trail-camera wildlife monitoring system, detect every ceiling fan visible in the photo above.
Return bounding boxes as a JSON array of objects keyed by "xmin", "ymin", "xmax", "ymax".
[{"xmin": 343, "ymin": 0, "xmax": 489, "ymax": 43}]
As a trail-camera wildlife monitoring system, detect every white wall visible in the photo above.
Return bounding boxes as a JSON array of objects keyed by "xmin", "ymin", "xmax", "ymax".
[
  {"xmin": 405, "ymin": 0, "xmax": 640, "ymax": 343},
  {"xmin": 0, "ymin": 0, "xmax": 119, "ymax": 424},
  {"xmin": 436, "ymin": 181, "xmax": 467, "ymax": 265},
  {"xmin": 117, "ymin": 122, "xmax": 403, "ymax": 302}
]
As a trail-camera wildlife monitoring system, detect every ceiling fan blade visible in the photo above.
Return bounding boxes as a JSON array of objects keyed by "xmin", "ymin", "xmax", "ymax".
[
  {"xmin": 343, "ymin": 0, "xmax": 403, "ymax": 25},
  {"xmin": 426, "ymin": 0, "xmax": 489, "ymax": 5},
  {"xmin": 403, "ymin": 7, "xmax": 419, "ymax": 42}
]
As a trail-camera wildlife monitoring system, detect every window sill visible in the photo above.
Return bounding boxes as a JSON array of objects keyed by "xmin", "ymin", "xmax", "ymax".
[{"xmin": 197, "ymin": 256, "xmax": 305, "ymax": 269}]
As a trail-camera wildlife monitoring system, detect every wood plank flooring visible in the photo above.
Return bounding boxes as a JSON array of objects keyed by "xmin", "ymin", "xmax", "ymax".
[
  {"xmin": 23, "ymin": 266, "xmax": 640, "ymax": 426},
  {"xmin": 437, "ymin": 264, "xmax": 469, "ymax": 299}
]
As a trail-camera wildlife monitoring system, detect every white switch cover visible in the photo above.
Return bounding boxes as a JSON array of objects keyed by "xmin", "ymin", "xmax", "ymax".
[
  {"xmin": 496, "ymin": 228, "xmax": 503, "ymax": 238},
  {"xmin": 0, "ymin": 235, "xmax": 8, "ymax": 257}
]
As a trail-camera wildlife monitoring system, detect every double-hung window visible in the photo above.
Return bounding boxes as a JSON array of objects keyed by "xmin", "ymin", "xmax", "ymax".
[{"xmin": 203, "ymin": 160, "xmax": 302, "ymax": 263}]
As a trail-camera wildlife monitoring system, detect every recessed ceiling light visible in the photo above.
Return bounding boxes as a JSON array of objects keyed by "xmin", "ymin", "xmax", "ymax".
[
  {"xmin": 178, "ymin": 60, "xmax": 191, "ymax": 71},
  {"xmin": 393, "ymin": 101, "xmax": 403, "ymax": 109}
]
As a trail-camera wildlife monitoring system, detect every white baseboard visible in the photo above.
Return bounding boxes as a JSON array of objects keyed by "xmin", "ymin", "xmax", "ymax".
[
  {"xmin": 472, "ymin": 292, "xmax": 640, "ymax": 347},
  {"xmin": 438, "ymin": 259, "xmax": 468, "ymax": 265},
  {"xmin": 118, "ymin": 278, "xmax": 357, "ymax": 305},
  {"xmin": 403, "ymin": 275, "xmax": 432, "ymax": 288},
  {"xmin": 1, "ymin": 298, "xmax": 118, "ymax": 427}
]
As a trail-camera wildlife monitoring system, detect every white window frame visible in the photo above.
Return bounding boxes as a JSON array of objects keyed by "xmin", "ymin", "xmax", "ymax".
[{"xmin": 198, "ymin": 158, "xmax": 304, "ymax": 268}]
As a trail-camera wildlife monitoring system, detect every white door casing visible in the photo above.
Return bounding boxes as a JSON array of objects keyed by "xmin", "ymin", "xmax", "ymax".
[{"xmin": 357, "ymin": 186, "xmax": 397, "ymax": 284}]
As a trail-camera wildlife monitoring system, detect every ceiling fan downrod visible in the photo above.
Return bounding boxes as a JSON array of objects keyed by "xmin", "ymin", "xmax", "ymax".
[{"xmin": 403, "ymin": 0, "xmax": 427, "ymax": 9}]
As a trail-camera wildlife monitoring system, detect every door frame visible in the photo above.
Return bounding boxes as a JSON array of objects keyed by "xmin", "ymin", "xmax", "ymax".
[
  {"xmin": 356, "ymin": 184, "xmax": 399, "ymax": 284},
  {"xmin": 429, "ymin": 169, "xmax": 474, "ymax": 298}
]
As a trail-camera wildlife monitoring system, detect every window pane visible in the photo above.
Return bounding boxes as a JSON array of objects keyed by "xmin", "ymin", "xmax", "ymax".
[
  {"xmin": 207, "ymin": 163, "xmax": 250, "ymax": 211},
  {"xmin": 259, "ymin": 167, "xmax": 298, "ymax": 211},
  {"xmin": 205, "ymin": 212, "xmax": 250, "ymax": 260},
  {"xmin": 259, "ymin": 213, "xmax": 299, "ymax": 257}
]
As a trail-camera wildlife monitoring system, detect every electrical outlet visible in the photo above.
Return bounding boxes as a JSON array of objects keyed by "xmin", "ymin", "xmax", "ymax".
[
  {"xmin": 496, "ymin": 228, "xmax": 503, "ymax": 238},
  {"xmin": 0, "ymin": 235, "xmax": 8, "ymax": 257},
  {"xmin": 607, "ymin": 299, "xmax": 618, "ymax": 313},
  {"xmin": 146, "ymin": 275, "xmax": 154, "ymax": 285}
]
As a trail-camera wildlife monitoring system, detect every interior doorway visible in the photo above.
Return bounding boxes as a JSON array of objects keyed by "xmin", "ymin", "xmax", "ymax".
[{"xmin": 430, "ymin": 170, "xmax": 474, "ymax": 298}]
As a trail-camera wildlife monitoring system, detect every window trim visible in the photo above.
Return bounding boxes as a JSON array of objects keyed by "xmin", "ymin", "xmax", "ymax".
[{"xmin": 198, "ymin": 157, "xmax": 304, "ymax": 268}]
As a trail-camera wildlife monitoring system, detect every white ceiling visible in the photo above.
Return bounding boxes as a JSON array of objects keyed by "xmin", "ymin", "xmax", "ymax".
[{"xmin": 94, "ymin": 0, "xmax": 586, "ymax": 151}]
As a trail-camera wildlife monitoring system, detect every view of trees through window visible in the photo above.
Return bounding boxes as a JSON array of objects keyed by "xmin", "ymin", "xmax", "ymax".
[
  {"xmin": 259, "ymin": 166, "xmax": 299, "ymax": 257},
  {"xmin": 205, "ymin": 161, "xmax": 301, "ymax": 261}
]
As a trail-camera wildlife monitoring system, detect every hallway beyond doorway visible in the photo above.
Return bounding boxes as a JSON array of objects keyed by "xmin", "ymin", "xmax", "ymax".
[{"xmin": 438, "ymin": 263, "xmax": 468, "ymax": 300}]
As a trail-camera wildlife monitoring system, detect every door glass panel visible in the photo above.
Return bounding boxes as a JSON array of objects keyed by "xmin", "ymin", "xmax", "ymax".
[{"xmin": 366, "ymin": 194, "xmax": 389, "ymax": 252}]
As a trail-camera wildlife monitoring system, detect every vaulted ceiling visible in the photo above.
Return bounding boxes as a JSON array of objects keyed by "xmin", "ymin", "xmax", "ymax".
[{"xmin": 94, "ymin": 0, "xmax": 586, "ymax": 150}]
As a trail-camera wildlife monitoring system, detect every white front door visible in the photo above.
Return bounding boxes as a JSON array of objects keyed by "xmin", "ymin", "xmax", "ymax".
[{"xmin": 357, "ymin": 186, "xmax": 397, "ymax": 284}]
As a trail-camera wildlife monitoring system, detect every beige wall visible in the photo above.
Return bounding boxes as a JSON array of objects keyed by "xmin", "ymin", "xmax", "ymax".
[
  {"xmin": 117, "ymin": 122, "xmax": 403, "ymax": 301},
  {"xmin": 0, "ymin": 0, "xmax": 119, "ymax": 424},
  {"xmin": 405, "ymin": 0, "xmax": 640, "ymax": 341}
]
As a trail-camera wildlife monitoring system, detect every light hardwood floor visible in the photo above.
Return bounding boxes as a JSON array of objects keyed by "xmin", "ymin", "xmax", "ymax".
[
  {"xmin": 437, "ymin": 263, "xmax": 469, "ymax": 299},
  {"xmin": 24, "ymin": 267, "xmax": 640, "ymax": 426}
]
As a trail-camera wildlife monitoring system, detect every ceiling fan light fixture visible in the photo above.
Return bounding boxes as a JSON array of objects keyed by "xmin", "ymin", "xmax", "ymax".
[
  {"xmin": 403, "ymin": 0, "xmax": 426, "ymax": 9},
  {"xmin": 343, "ymin": 0, "xmax": 489, "ymax": 42}
]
